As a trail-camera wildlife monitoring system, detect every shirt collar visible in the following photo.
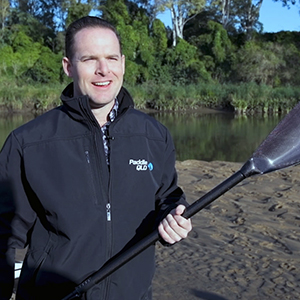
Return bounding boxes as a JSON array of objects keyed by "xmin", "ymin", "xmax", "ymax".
[{"xmin": 108, "ymin": 99, "xmax": 119, "ymax": 123}]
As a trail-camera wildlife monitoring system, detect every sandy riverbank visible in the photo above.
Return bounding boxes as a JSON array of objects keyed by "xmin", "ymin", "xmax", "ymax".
[{"xmin": 153, "ymin": 160, "xmax": 300, "ymax": 300}]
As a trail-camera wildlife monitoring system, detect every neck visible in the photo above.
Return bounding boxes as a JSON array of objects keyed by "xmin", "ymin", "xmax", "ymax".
[{"xmin": 91, "ymin": 101, "xmax": 115, "ymax": 127}]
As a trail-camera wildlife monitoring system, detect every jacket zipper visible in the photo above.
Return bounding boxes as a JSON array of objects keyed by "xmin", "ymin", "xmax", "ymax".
[
  {"xmin": 79, "ymin": 97, "xmax": 130, "ymax": 298},
  {"xmin": 106, "ymin": 203, "xmax": 111, "ymax": 221},
  {"xmin": 85, "ymin": 150, "xmax": 90, "ymax": 164},
  {"xmin": 104, "ymin": 126, "xmax": 115, "ymax": 299},
  {"xmin": 85, "ymin": 148, "xmax": 112, "ymax": 220},
  {"xmin": 94, "ymin": 128, "xmax": 113, "ymax": 299},
  {"xmin": 84, "ymin": 127, "xmax": 113, "ymax": 298},
  {"xmin": 85, "ymin": 107, "xmax": 126, "ymax": 299}
]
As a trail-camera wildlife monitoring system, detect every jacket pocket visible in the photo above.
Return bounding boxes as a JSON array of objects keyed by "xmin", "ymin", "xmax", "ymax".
[
  {"xmin": 17, "ymin": 245, "xmax": 51, "ymax": 299},
  {"xmin": 84, "ymin": 149, "xmax": 100, "ymax": 205},
  {"xmin": 21, "ymin": 231, "xmax": 55, "ymax": 284}
]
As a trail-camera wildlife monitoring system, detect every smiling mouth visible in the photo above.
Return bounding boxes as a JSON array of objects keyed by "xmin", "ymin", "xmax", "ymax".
[{"xmin": 93, "ymin": 81, "xmax": 111, "ymax": 87}]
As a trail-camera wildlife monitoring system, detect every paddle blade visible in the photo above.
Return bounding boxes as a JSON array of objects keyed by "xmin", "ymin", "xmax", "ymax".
[{"xmin": 241, "ymin": 101, "xmax": 300, "ymax": 177}]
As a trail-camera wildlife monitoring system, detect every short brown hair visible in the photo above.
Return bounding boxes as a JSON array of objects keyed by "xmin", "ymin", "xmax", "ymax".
[{"xmin": 65, "ymin": 16, "xmax": 122, "ymax": 60}]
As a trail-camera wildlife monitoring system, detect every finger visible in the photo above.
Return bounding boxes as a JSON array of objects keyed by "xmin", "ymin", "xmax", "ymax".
[
  {"xmin": 171, "ymin": 215, "xmax": 191, "ymax": 239},
  {"xmin": 158, "ymin": 218, "xmax": 182, "ymax": 244},
  {"xmin": 163, "ymin": 214, "xmax": 191, "ymax": 241},
  {"xmin": 173, "ymin": 205, "xmax": 192, "ymax": 234},
  {"xmin": 174, "ymin": 204, "xmax": 186, "ymax": 216}
]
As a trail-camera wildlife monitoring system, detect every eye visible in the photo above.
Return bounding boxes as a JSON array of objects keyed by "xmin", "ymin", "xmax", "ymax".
[
  {"xmin": 81, "ymin": 57, "xmax": 96, "ymax": 62},
  {"xmin": 108, "ymin": 56, "xmax": 119, "ymax": 61}
]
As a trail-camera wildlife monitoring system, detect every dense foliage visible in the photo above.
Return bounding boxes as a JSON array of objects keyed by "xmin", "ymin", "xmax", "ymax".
[{"xmin": 1, "ymin": 0, "xmax": 300, "ymax": 113}]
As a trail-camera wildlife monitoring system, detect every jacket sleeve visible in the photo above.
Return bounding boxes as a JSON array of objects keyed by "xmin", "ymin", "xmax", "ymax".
[
  {"xmin": 154, "ymin": 129, "xmax": 188, "ymax": 225},
  {"xmin": 0, "ymin": 132, "xmax": 37, "ymax": 299}
]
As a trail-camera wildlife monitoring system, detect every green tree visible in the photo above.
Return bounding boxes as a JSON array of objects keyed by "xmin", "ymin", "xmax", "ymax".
[
  {"xmin": 268, "ymin": 42, "xmax": 300, "ymax": 86},
  {"xmin": 5, "ymin": 6, "xmax": 57, "ymax": 52},
  {"xmin": 130, "ymin": 0, "xmax": 162, "ymax": 25},
  {"xmin": 186, "ymin": 20, "xmax": 235, "ymax": 81},
  {"xmin": 147, "ymin": 19, "xmax": 170, "ymax": 83},
  {"xmin": 257, "ymin": 31, "xmax": 300, "ymax": 86},
  {"xmin": 165, "ymin": 38, "xmax": 211, "ymax": 84},
  {"xmin": 10, "ymin": 0, "xmax": 59, "ymax": 32},
  {"xmin": 63, "ymin": 0, "xmax": 96, "ymax": 29},
  {"xmin": 0, "ymin": 45, "xmax": 15, "ymax": 76},
  {"xmin": 232, "ymin": 40, "xmax": 284, "ymax": 85},
  {"xmin": 0, "ymin": 0, "xmax": 10, "ymax": 33},
  {"xmin": 102, "ymin": 0, "xmax": 159, "ymax": 84},
  {"xmin": 101, "ymin": 0, "xmax": 140, "ymax": 83},
  {"xmin": 23, "ymin": 46, "xmax": 63, "ymax": 83},
  {"xmin": 0, "ymin": 27, "xmax": 41, "ymax": 76},
  {"xmin": 151, "ymin": 18, "xmax": 168, "ymax": 56}
]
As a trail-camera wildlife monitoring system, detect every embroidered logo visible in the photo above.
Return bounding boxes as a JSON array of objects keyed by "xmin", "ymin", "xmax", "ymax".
[{"xmin": 129, "ymin": 159, "xmax": 154, "ymax": 171}]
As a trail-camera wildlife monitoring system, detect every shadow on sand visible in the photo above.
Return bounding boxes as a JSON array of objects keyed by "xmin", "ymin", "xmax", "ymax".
[{"xmin": 190, "ymin": 289, "xmax": 229, "ymax": 300}]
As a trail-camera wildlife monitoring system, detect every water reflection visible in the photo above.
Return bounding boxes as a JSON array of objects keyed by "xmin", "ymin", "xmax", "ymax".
[
  {"xmin": 0, "ymin": 113, "xmax": 35, "ymax": 147},
  {"xmin": 151, "ymin": 111, "xmax": 283, "ymax": 162},
  {"xmin": 0, "ymin": 111, "xmax": 283, "ymax": 163}
]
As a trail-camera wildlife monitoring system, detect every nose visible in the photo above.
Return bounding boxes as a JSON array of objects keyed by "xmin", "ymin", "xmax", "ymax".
[{"xmin": 96, "ymin": 59, "xmax": 109, "ymax": 76}]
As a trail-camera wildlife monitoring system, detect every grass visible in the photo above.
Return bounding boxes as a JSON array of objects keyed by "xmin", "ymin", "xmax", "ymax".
[
  {"xmin": 0, "ymin": 79, "xmax": 64, "ymax": 113},
  {"xmin": 1, "ymin": 78, "xmax": 300, "ymax": 114},
  {"xmin": 128, "ymin": 82, "xmax": 300, "ymax": 114}
]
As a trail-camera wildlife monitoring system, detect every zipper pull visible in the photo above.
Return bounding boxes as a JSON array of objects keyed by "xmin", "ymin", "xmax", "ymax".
[
  {"xmin": 85, "ymin": 151, "xmax": 90, "ymax": 163},
  {"xmin": 106, "ymin": 203, "xmax": 111, "ymax": 221}
]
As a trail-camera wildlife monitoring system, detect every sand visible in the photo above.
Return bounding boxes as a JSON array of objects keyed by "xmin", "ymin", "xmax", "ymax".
[
  {"xmin": 12, "ymin": 160, "xmax": 300, "ymax": 299},
  {"xmin": 153, "ymin": 160, "xmax": 300, "ymax": 300}
]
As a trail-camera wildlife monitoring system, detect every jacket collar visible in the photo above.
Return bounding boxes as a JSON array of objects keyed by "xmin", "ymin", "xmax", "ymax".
[{"xmin": 60, "ymin": 82, "xmax": 135, "ymax": 122}]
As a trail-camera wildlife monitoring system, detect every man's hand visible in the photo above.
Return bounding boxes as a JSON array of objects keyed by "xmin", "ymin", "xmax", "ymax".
[{"xmin": 158, "ymin": 204, "xmax": 192, "ymax": 244}]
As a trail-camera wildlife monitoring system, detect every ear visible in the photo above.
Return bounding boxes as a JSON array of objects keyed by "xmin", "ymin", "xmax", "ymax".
[
  {"xmin": 62, "ymin": 57, "xmax": 73, "ymax": 78},
  {"xmin": 121, "ymin": 55, "xmax": 125, "ymax": 75}
]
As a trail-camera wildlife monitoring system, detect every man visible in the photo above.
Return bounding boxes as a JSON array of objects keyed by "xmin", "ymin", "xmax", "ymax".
[{"xmin": 0, "ymin": 16, "xmax": 191, "ymax": 300}]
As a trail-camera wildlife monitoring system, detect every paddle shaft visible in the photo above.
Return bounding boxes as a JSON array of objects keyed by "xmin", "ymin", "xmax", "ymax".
[{"xmin": 62, "ymin": 170, "xmax": 245, "ymax": 299}]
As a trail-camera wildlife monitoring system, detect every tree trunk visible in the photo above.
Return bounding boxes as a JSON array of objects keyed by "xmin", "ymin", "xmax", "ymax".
[
  {"xmin": 221, "ymin": 0, "xmax": 230, "ymax": 28},
  {"xmin": 170, "ymin": 3, "xmax": 184, "ymax": 47},
  {"xmin": 246, "ymin": 0, "xmax": 264, "ymax": 39},
  {"xmin": 170, "ymin": 4, "xmax": 177, "ymax": 47}
]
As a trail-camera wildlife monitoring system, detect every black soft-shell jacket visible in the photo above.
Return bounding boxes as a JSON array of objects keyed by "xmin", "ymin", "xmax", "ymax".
[{"xmin": 0, "ymin": 84, "xmax": 186, "ymax": 300}]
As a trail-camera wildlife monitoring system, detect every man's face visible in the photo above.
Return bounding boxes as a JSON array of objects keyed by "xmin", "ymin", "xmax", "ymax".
[{"xmin": 62, "ymin": 27, "xmax": 125, "ymax": 109}]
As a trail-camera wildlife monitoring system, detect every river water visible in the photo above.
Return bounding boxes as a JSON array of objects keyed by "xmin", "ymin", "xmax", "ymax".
[{"xmin": 0, "ymin": 110, "xmax": 283, "ymax": 163}]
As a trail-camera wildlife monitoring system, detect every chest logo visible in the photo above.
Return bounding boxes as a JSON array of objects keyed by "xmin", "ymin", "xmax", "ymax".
[{"xmin": 129, "ymin": 159, "xmax": 154, "ymax": 171}]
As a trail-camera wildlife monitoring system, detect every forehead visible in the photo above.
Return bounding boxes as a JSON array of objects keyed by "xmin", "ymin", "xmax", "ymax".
[{"xmin": 73, "ymin": 27, "xmax": 121, "ymax": 55}]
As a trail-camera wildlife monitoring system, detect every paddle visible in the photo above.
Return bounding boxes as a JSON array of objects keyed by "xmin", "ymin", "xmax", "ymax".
[{"xmin": 62, "ymin": 101, "xmax": 300, "ymax": 300}]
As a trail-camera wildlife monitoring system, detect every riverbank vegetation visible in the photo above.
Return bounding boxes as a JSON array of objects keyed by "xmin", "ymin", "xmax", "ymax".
[{"xmin": 1, "ymin": 0, "xmax": 300, "ymax": 114}]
